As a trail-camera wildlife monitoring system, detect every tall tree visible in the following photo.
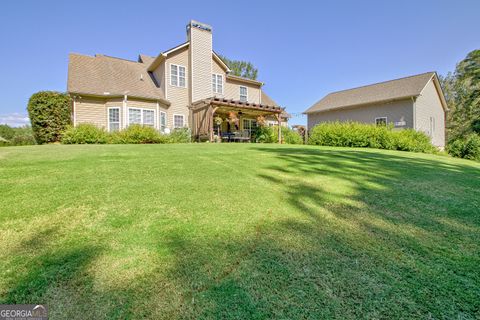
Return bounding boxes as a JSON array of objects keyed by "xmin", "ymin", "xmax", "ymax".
[
  {"xmin": 218, "ymin": 55, "xmax": 258, "ymax": 80},
  {"xmin": 440, "ymin": 49, "xmax": 480, "ymax": 140}
]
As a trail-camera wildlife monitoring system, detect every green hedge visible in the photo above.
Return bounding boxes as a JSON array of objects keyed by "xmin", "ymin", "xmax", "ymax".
[
  {"xmin": 27, "ymin": 91, "xmax": 71, "ymax": 144},
  {"xmin": 253, "ymin": 126, "xmax": 303, "ymax": 144},
  {"xmin": 62, "ymin": 124, "xmax": 109, "ymax": 144},
  {"xmin": 61, "ymin": 124, "xmax": 187, "ymax": 144},
  {"xmin": 447, "ymin": 133, "xmax": 480, "ymax": 161},
  {"xmin": 110, "ymin": 125, "xmax": 169, "ymax": 144},
  {"xmin": 168, "ymin": 128, "xmax": 191, "ymax": 143},
  {"xmin": 308, "ymin": 122, "xmax": 436, "ymax": 153}
]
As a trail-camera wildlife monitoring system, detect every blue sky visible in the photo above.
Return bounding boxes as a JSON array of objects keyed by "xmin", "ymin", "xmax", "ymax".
[{"xmin": 0, "ymin": 0, "xmax": 478, "ymax": 126}]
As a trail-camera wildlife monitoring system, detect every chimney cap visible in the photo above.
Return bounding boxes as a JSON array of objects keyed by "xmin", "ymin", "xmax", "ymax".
[{"xmin": 187, "ymin": 20, "xmax": 212, "ymax": 33}]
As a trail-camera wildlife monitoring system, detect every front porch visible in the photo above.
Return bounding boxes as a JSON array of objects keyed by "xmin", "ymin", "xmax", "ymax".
[{"xmin": 189, "ymin": 97, "xmax": 284, "ymax": 143}]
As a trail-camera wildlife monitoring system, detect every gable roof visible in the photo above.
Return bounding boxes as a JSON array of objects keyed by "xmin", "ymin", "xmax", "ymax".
[
  {"xmin": 261, "ymin": 91, "xmax": 278, "ymax": 107},
  {"xmin": 138, "ymin": 54, "xmax": 155, "ymax": 65},
  {"xmin": 261, "ymin": 91, "xmax": 291, "ymax": 118},
  {"xmin": 68, "ymin": 53, "xmax": 169, "ymax": 103},
  {"xmin": 304, "ymin": 72, "xmax": 444, "ymax": 114}
]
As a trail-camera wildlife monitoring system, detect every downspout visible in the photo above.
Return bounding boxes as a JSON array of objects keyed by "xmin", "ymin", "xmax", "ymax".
[
  {"xmin": 412, "ymin": 96, "xmax": 416, "ymax": 129},
  {"xmin": 156, "ymin": 101, "xmax": 160, "ymax": 131},
  {"xmin": 123, "ymin": 94, "xmax": 128, "ymax": 128},
  {"xmin": 72, "ymin": 96, "xmax": 77, "ymax": 126}
]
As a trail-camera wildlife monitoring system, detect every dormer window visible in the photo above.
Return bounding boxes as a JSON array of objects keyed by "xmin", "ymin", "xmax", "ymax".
[
  {"xmin": 240, "ymin": 86, "xmax": 248, "ymax": 102},
  {"xmin": 212, "ymin": 74, "xmax": 223, "ymax": 94},
  {"xmin": 170, "ymin": 64, "xmax": 186, "ymax": 88}
]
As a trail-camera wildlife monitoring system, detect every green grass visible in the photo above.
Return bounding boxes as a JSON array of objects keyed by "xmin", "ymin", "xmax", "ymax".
[{"xmin": 0, "ymin": 144, "xmax": 479, "ymax": 319}]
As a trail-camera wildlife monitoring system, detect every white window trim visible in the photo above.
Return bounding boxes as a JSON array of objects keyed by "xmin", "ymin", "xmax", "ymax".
[
  {"xmin": 107, "ymin": 107, "xmax": 121, "ymax": 132},
  {"xmin": 159, "ymin": 111, "xmax": 167, "ymax": 133},
  {"xmin": 375, "ymin": 117, "xmax": 388, "ymax": 126},
  {"xmin": 170, "ymin": 63, "xmax": 186, "ymax": 88},
  {"xmin": 128, "ymin": 107, "xmax": 156, "ymax": 127},
  {"xmin": 240, "ymin": 86, "xmax": 248, "ymax": 102},
  {"xmin": 173, "ymin": 114, "xmax": 185, "ymax": 129},
  {"xmin": 212, "ymin": 73, "xmax": 223, "ymax": 94}
]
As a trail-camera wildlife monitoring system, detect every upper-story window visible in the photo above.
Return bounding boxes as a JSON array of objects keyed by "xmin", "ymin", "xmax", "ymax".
[
  {"xmin": 240, "ymin": 86, "xmax": 248, "ymax": 102},
  {"xmin": 212, "ymin": 74, "xmax": 223, "ymax": 94},
  {"xmin": 170, "ymin": 64, "xmax": 186, "ymax": 88}
]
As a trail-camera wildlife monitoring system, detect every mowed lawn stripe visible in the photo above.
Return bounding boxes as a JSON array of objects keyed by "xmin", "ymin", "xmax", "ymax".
[{"xmin": 0, "ymin": 144, "xmax": 479, "ymax": 319}]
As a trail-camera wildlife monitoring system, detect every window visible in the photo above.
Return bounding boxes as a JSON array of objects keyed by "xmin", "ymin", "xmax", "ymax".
[
  {"xmin": 129, "ymin": 108, "xmax": 142, "ymax": 124},
  {"xmin": 170, "ymin": 64, "xmax": 186, "ymax": 87},
  {"xmin": 174, "ymin": 114, "xmax": 185, "ymax": 128},
  {"xmin": 240, "ymin": 86, "xmax": 248, "ymax": 102},
  {"xmin": 242, "ymin": 119, "xmax": 257, "ymax": 135},
  {"xmin": 160, "ymin": 111, "xmax": 167, "ymax": 132},
  {"xmin": 375, "ymin": 117, "xmax": 387, "ymax": 126},
  {"xmin": 143, "ymin": 109, "xmax": 155, "ymax": 127},
  {"xmin": 108, "ymin": 107, "xmax": 120, "ymax": 132},
  {"xmin": 128, "ymin": 108, "xmax": 156, "ymax": 127},
  {"xmin": 212, "ymin": 74, "xmax": 223, "ymax": 94}
]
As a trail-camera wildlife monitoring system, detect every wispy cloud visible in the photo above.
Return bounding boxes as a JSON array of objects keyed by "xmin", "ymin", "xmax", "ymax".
[{"xmin": 0, "ymin": 113, "xmax": 30, "ymax": 127}]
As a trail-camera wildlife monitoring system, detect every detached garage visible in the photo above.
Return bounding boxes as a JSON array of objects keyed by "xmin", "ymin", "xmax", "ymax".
[{"xmin": 304, "ymin": 72, "xmax": 448, "ymax": 148}]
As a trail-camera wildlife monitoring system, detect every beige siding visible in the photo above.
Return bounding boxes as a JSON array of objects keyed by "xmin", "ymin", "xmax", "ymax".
[
  {"xmin": 166, "ymin": 47, "xmax": 190, "ymax": 128},
  {"xmin": 308, "ymin": 99, "xmax": 414, "ymax": 130},
  {"xmin": 152, "ymin": 61, "xmax": 166, "ymax": 95},
  {"xmin": 415, "ymin": 79, "xmax": 446, "ymax": 147},
  {"xmin": 212, "ymin": 58, "xmax": 227, "ymax": 98},
  {"xmin": 75, "ymin": 98, "xmax": 107, "ymax": 128},
  {"xmin": 212, "ymin": 57, "xmax": 226, "ymax": 75},
  {"xmin": 189, "ymin": 26, "xmax": 213, "ymax": 102},
  {"xmin": 224, "ymin": 78, "xmax": 261, "ymax": 104}
]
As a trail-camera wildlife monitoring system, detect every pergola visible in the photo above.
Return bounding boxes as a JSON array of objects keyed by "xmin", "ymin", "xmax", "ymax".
[{"xmin": 189, "ymin": 97, "xmax": 284, "ymax": 142}]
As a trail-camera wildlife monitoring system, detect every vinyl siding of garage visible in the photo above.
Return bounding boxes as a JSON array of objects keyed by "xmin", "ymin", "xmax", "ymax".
[
  {"xmin": 414, "ymin": 79, "xmax": 446, "ymax": 147},
  {"xmin": 307, "ymin": 99, "xmax": 414, "ymax": 130}
]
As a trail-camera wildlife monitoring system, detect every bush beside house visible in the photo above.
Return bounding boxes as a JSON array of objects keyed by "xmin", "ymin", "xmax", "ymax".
[
  {"xmin": 308, "ymin": 122, "xmax": 436, "ymax": 153},
  {"xmin": 27, "ymin": 91, "xmax": 71, "ymax": 144},
  {"xmin": 61, "ymin": 124, "xmax": 192, "ymax": 144}
]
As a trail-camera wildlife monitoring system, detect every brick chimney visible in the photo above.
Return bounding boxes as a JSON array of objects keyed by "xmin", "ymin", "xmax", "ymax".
[{"xmin": 187, "ymin": 20, "xmax": 213, "ymax": 103}]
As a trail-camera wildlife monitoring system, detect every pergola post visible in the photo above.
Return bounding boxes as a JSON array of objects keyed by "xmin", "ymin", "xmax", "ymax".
[
  {"xmin": 275, "ymin": 113, "xmax": 281, "ymax": 144},
  {"xmin": 210, "ymin": 106, "xmax": 219, "ymax": 142}
]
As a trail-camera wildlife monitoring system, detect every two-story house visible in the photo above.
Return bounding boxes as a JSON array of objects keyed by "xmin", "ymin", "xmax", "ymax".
[{"xmin": 67, "ymin": 20, "xmax": 287, "ymax": 142}]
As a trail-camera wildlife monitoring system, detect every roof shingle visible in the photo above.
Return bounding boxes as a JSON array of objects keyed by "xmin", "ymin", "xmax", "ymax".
[
  {"xmin": 68, "ymin": 53, "xmax": 167, "ymax": 102},
  {"xmin": 304, "ymin": 72, "xmax": 435, "ymax": 114}
]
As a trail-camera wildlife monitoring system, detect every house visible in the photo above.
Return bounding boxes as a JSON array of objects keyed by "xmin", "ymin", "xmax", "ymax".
[
  {"xmin": 304, "ymin": 72, "xmax": 448, "ymax": 148},
  {"xmin": 67, "ymin": 20, "xmax": 286, "ymax": 142}
]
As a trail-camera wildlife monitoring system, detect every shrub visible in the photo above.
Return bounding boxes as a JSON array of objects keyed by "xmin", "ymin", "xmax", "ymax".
[
  {"xmin": 447, "ymin": 133, "xmax": 480, "ymax": 160},
  {"xmin": 0, "ymin": 125, "xmax": 36, "ymax": 147},
  {"xmin": 27, "ymin": 91, "xmax": 71, "ymax": 144},
  {"xmin": 271, "ymin": 126, "xmax": 303, "ymax": 144},
  {"xmin": 9, "ymin": 126, "xmax": 36, "ymax": 146},
  {"xmin": 253, "ymin": 126, "xmax": 275, "ymax": 143},
  {"xmin": 308, "ymin": 122, "xmax": 436, "ymax": 153},
  {"xmin": 109, "ymin": 124, "xmax": 168, "ymax": 144},
  {"xmin": 168, "ymin": 128, "xmax": 191, "ymax": 143},
  {"xmin": 392, "ymin": 129, "xmax": 436, "ymax": 153},
  {"xmin": 62, "ymin": 124, "xmax": 109, "ymax": 144},
  {"xmin": 0, "ymin": 124, "xmax": 15, "ymax": 140}
]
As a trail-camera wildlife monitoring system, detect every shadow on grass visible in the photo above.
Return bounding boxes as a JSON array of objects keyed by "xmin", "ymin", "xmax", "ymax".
[
  {"xmin": 162, "ymin": 147, "xmax": 480, "ymax": 319},
  {"xmin": 2, "ymin": 147, "xmax": 479, "ymax": 319}
]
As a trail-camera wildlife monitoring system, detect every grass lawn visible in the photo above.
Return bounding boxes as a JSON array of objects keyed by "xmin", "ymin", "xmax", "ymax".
[{"xmin": 0, "ymin": 144, "xmax": 479, "ymax": 319}]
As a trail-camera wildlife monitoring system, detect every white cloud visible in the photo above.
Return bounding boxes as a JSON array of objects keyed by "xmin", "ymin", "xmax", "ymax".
[{"xmin": 0, "ymin": 113, "xmax": 30, "ymax": 127}]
